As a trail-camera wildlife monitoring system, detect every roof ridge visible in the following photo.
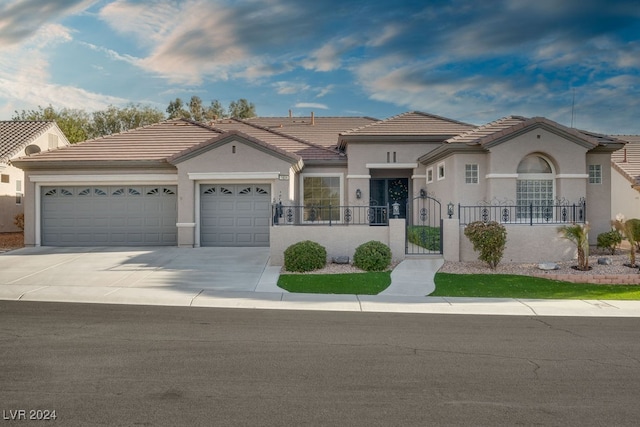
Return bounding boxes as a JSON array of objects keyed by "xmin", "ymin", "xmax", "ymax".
[
  {"xmin": 446, "ymin": 115, "xmax": 527, "ymax": 143},
  {"xmin": 230, "ymin": 118, "xmax": 341, "ymax": 154}
]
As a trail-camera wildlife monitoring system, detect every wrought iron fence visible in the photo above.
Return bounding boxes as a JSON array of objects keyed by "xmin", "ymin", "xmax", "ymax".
[
  {"xmin": 272, "ymin": 204, "xmax": 389, "ymax": 226},
  {"xmin": 459, "ymin": 200, "xmax": 586, "ymax": 225}
]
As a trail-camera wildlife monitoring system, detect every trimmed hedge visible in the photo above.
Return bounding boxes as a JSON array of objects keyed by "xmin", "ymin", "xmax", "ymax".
[
  {"xmin": 464, "ymin": 221, "xmax": 507, "ymax": 269},
  {"xmin": 353, "ymin": 240, "xmax": 391, "ymax": 272},
  {"xmin": 597, "ymin": 230, "xmax": 623, "ymax": 255},
  {"xmin": 284, "ymin": 240, "xmax": 327, "ymax": 272}
]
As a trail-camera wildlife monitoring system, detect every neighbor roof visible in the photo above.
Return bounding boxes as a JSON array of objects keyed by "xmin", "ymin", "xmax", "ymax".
[
  {"xmin": 612, "ymin": 135, "xmax": 640, "ymax": 189},
  {"xmin": 0, "ymin": 121, "xmax": 59, "ymax": 162}
]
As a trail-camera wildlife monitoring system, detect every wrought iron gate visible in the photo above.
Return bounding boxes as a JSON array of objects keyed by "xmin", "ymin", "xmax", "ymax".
[{"xmin": 406, "ymin": 195, "xmax": 442, "ymax": 255}]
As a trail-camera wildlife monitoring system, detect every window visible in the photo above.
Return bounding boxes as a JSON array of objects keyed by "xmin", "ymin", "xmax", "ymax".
[
  {"xmin": 588, "ymin": 165, "xmax": 602, "ymax": 184},
  {"xmin": 15, "ymin": 193, "xmax": 22, "ymax": 205},
  {"xmin": 16, "ymin": 180, "xmax": 22, "ymax": 192},
  {"xmin": 437, "ymin": 162, "xmax": 445, "ymax": 180},
  {"xmin": 48, "ymin": 134, "xmax": 59, "ymax": 149},
  {"xmin": 426, "ymin": 167, "xmax": 433, "ymax": 183},
  {"xmin": 1, "ymin": 174, "xmax": 8, "ymax": 184},
  {"xmin": 465, "ymin": 164, "xmax": 478, "ymax": 184},
  {"xmin": 302, "ymin": 175, "xmax": 342, "ymax": 222},
  {"xmin": 516, "ymin": 155, "xmax": 554, "ymax": 220}
]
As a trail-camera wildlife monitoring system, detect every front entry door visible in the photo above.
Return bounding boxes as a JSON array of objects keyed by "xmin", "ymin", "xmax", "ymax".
[{"xmin": 369, "ymin": 178, "xmax": 409, "ymax": 219}]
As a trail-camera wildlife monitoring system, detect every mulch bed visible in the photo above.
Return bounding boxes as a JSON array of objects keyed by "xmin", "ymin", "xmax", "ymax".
[{"xmin": 0, "ymin": 232, "xmax": 25, "ymax": 252}]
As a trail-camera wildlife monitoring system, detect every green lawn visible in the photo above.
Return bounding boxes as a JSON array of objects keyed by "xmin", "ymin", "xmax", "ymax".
[
  {"xmin": 278, "ymin": 272, "xmax": 391, "ymax": 295},
  {"xmin": 432, "ymin": 273, "xmax": 640, "ymax": 300}
]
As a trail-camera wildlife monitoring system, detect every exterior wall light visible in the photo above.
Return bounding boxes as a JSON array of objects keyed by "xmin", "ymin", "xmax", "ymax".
[
  {"xmin": 392, "ymin": 201, "xmax": 400, "ymax": 218},
  {"xmin": 419, "ymin": 188, "xmax": 426, "ymax": 198},
  {"xmin": 447, "ymin": 202, "xmax": 455, "ymax": 219},
  {"xmin": 355, "ymin": 188, "xmax": 362, "ymax": 199}
]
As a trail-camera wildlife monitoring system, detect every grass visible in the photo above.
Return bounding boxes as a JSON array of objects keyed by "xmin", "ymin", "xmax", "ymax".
[
  {"xmin": 278, "ymin": 272, "xmax": 391, "ymax": 295},
  {"xmin": 433, "ymin": 273, "xmax": 640, "ymax": 300}
]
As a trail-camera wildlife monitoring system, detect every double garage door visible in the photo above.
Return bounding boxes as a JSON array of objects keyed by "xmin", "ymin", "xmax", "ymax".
[
  {"xmin": 200, "ymin": 184, "xmax": 270, "ymax": 247},
  {"xmin": 40, "ymin": 184, "xmax": 271, "ymax": 247},
  {"xmin": 41, "ymin": 186, "xmax": 178, "ymax": 246}
]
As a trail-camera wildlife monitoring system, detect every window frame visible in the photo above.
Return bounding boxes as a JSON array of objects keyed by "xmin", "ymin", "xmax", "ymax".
[
  {"xmin": 299, "ymin": 173, "xmax": 344, "ymax": 223},
  {"xmin": 588, "ymin": 164, "xmax": 602, "ymax": 184},
  {"xmin": 437, "ymin": 162, "xmax": 445, "ymax": 181},
  {"xmin": 426, "ymin": 167, "xmax": 434, "ymax": 184},
  {"xmin": 465, "ymin": 164, "xmax": 479, "ymax": 184}
]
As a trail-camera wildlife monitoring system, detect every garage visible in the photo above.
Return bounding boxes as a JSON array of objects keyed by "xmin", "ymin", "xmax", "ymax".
[
  {"xmin": 41, "ymin": 185, "xmax": 177, "ymax": 246},
  {"xmin": 200, "ymin": 184, "xmax": 270, "ymax": 247}
]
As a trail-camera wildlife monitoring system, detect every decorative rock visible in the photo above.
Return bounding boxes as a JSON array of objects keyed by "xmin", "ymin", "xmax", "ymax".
[
  {"xmin": 538, "ymin": 262, "xmax": 559, "ymax": 271},
  {"xmin": 597, "ymin": 257, "xmax": 612, "ymax": 265},
  {"xmin": 332, "ymin": 256, "xmax": 350, "ymax": 264}
]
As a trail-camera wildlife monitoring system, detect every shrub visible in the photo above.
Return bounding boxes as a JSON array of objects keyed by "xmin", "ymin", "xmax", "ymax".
[
  {"xmin": 464, "ymin": 221, "xmax": 507, "ymax": 269},
  {"xmin": 283, "ymin": 240, "xmax": 327, "ymax": 272},
  {"xmin": 353, "ymin": 240, "xmax": 391, "ymax": 271},
  {"xmin": 407, "ymin": 226, "xmax": 440, "ymax": 251},
  {"xmin": 558, "ymin": 223, "xmax": 590, "ymax": 271},
  {"xmin": 597, "ymin": 230, "xmax": 622, "ymax": 255},
  {"xmin": 14, "ymin": 213, "xmax": 24, "ymax": 231}
]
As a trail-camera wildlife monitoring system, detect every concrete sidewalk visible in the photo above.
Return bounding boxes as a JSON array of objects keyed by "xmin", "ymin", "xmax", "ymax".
[{"xmin": 1, "ymin": 248, "xmax": 639, "ymax": 317}]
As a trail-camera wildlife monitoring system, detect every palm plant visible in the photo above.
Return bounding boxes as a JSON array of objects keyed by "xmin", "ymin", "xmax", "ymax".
[
  {"xmin": 558, "ymin": 223, "xmax": 590, "ymax": 271},
  {"xmin": 612, "ymin": 215, "xmax": 637, "ymax": 267}
]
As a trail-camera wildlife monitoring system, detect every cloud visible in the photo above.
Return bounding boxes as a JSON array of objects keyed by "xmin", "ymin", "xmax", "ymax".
[
  {"xmin": 0, "ymin": 0, "xmax": 94, "ymax": 46},
  {"xmin": 273, "ymin": 81, "xmax": 311, "ymax": 95},
  {"xmin": 294, "ymin": 102, "xmax": 329, "ymax": 110}
]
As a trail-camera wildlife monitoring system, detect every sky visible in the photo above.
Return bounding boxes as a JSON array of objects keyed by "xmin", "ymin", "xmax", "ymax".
[{"xmin": 0, "ymin": 0, "xmax": 639, "ymax": 134}]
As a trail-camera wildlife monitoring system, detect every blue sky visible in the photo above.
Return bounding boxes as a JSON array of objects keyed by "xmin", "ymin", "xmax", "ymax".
[{"xmin": 0, "ymin": 0, "xmax": 639, "ymax": 134}]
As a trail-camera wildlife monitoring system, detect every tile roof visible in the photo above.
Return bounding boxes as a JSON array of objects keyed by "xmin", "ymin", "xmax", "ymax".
[
  {"xmin": 612, "ymin": 135, "xmax": 640, "ymax": 187},
  {"xmin": 245, "ymin": 116, "xmax": 378, "ymax": 147},
  {"xmin": 212, "ymin": 117, "xmax": 357, "ymax": 161},
  {"xmin": 340, "ymin": 111, "xmax": 474, "ymax": 137},
  {"xmin": 445, "ymin": 116, "xmax": 618, "ymax": 148},
  {"xmin": 0, "ymin": 121, "xmax": 57, "ymax": 162},
  {"xmin": 13, "ymin": 119, "xmax": 223, "ymax": 167}
]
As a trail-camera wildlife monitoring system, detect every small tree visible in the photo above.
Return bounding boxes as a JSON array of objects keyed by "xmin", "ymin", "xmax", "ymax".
[
  {"xmin": 463, "ymin": 221, "xmax": 507, "ymax": 269},
  {"xmin": 558, "ymin": 223, "xmax": 590, "ymax": 271},
  {"xmin": 612, "ymin": 215, "xmax": 638, "ymax": 267}
]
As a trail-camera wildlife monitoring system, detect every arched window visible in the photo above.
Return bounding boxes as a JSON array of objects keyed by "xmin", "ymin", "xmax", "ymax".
[{"xmin": 516, "ymin": 155, "xmax": 554, "ymax": 220}]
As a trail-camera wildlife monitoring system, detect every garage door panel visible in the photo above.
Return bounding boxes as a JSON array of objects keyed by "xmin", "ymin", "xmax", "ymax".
[
  {"xmin": 41, "ymin": 186, "xmax": 177, "ymax": 246},
  {"xmin": 200, "ymin": 184, "xmax": 270, "ymax": 247}
]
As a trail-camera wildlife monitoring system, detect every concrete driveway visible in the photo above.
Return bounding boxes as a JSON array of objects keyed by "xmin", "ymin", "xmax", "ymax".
[{"xmin": 0, "ymin": 246, "xmax": 277, "ymax": 294}]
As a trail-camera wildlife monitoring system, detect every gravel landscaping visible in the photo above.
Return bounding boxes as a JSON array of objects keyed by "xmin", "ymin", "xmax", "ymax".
[{"xmin": 0, "ymin": 232, "xmax": 24, "ymax": 252}]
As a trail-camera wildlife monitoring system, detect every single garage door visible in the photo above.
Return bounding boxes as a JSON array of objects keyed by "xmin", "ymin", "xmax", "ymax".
[
  {"xmin": 200, "ymin": 184, "xmax": 270, "ymax": 247},
  {"xmin": 41, "ymin": 186, "xmax": 177, "ymax": 246}
]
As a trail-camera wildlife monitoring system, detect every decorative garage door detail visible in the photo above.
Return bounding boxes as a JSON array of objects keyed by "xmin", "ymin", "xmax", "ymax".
[
  {"xmin": 41, "ymin": 186, "xmax": 177, "ymax": 246},
  {"xmin": 200, "ymin": 184, "xmax": 270, "ymax": 247}
]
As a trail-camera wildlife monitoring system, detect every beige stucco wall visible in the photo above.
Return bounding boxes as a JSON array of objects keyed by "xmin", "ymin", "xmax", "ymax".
[
  {"xmin": 174, "ymin": 138, "xmax": 297, "ymax": 247},
  {"xmin": 585, "ymin": 152, "xmax": 614, "ymax": 240},
  {"xmin": 459, "ymin": 224, "xmax": 576, "ymax": 263},
  {"xmin": 345, "ymin": 142, "xmax": 436, "ymax": 206},
  {"xmin": 611, "ymin": 167, "xmax": 640, "ymax": 220},
  {"xmin": 269, "ymin": 219, "xmax": 405, "ymax": 266}
]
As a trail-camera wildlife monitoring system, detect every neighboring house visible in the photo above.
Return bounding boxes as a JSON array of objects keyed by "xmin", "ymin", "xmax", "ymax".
[
  {"xmin": 0, "ymin": 121, "xmax": 69, "ymax": 232},
  {"xmin": 611, "ymin": 135, "xmax": 640, "ymax": 220},
  {"xmin": 12, "ymin": 112, "xmax": 625, "ymax": 264}
]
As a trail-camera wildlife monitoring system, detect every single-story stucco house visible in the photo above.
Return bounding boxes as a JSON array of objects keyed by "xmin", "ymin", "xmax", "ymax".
[
  {"xmin": 611, "ymin": 135, "xmax": 640, "ymax": 220},
  {"xmin": 12, "ymin": 112, "xmax": 625, "ymax": 265},
  {"xmin": 0, "ymin": 121, "xmax": 69, "ymax": 232}
]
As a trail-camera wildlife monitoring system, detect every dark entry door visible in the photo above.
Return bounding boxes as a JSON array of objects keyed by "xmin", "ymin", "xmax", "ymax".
[{"xmin": 369, "ymin": 178, "xmax": 409, "ymax": 219}]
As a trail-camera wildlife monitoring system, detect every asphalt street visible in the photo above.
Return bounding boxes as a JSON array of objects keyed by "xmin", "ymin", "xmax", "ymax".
[{"xmin": 2, "ymin": 301, "xmax": 640, "ymax": 426}]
